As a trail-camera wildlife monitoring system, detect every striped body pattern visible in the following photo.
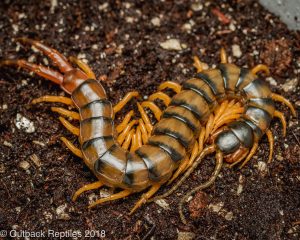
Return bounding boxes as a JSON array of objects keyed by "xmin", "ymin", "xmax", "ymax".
[
  {"xmin": 1, "ymin": 38, "xmax": 295, "ymax": 220},
  {"xmin": 72, "ymin": 64, "xmax": 273, "ymax": 191}
]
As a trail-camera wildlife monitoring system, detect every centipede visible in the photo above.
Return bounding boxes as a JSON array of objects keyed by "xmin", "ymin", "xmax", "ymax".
[{"xmin": 1, "ymin": 38, "xmax": 296, "ymax": 224}]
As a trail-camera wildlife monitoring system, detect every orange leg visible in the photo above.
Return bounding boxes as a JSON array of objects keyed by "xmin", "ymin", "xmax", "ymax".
[
  {"xmin": 220, "ymin": 48, "xmax": 227, "ymax": 64},
  {"xmin": 193, "ymin": 56, "xmax": 204, "ymax": 73},
  {"xmin": 137, "ymin": 103, "xmax": 153, "ymax": 134},
  {"xmin": 113, "ymin": 91, "xmax": 139, "ymax": 114},
  {"xmin": 148, "ymin": 92, "xmax": 171, "ymax": 106},
  {"xmin": 271, "ymin": 93, "xmax": 297, "ymax": 117},
  {"xmin": 274, "ymin": 110, "xmax": 287, "ymax": 136},
  {"xmin": 198, "ymin": 127, "xmax": 206, "ymax": 153},
  {"xmin": 72, "ymin": 181, "xmax": 103, "ymax": 201},
  {"xmin": 167, "ymin": 157, "xmax": 189, "ymax": 185},
  {"xmin": 228, "ymin": 148, "xmax": 249, "ymax": 168},
  {"xmin": 139, "ymin": 119, "xmax": 149, "ymax": 144},
  {"xmin": 32, "ymin": 95, "xmax": 73, "ymax": 105},
  {"xmin": 265, "ymin": 129, "xmax": 274, "ymax": 163},
  {"xmin": 51, "ymin": 107, "xmax": 80, "ymax": 120},
  {"xmin": 122, "ymin": 129, "xmax": 135, "ymax": 150},
  {"xmin": 116, "ymin": 110, "xmax": 134, "ymax": 134},
  {"xmin": 60, "ymin": 137, "xmax": 82, "ymax": 158},
  {"xmin": 58, "ymin": 117, "xmax": 80, "ymax": 136},
  {"xmin": 88, "ymin": 189, "xmax": 132, "ymax": 209},
  {"xmin": 205, "ymin": 114, "xmax": 215, "ymax": 141},
  {"xmin": 129, "ymin": 184, "xmax": 161, "ymax": 215},
  {"xmin": 17, "ymin": 37, "xmax": 73, "ymax": 73},
  {"xmin": 69, "ymin": 56, "xmax": 96, "ymax": 79},
  {"xmin": 239, "ymin": 142, "xmax": 259, "ymax": 169},
  {"xmin": 1, "ymin": 59, "xmax": 64, "ymax": 85},
  {"xmin": 251, "ymin": 64, "xmax": 270, "ymax": 76},
  {"xmin": 158, "ymin": 81, "xmax": 181, "ymax": 94},
  {"xmin": 141, "ymin": 101, "xmax": 162, "ymax": 121},
  {"xmin": 117, "ymin": 119, "xmax": 138, "ymax": 145}
]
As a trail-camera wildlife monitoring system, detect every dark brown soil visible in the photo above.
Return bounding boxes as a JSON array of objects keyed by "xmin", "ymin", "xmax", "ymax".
[{"xmin": 0, "ymin": 1, "xmax": 299, "ymax": 239}]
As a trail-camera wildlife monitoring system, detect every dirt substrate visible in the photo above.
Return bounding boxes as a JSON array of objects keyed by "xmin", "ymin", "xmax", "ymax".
[{"xmin": 0, "ymin": 1, "xmax": 299, "ymax": 239}]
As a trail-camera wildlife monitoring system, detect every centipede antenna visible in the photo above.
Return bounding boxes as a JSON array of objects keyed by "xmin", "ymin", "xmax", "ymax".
[{"xmin": 179, "ymin": 150, "xmax": 223, "ymax": 224}]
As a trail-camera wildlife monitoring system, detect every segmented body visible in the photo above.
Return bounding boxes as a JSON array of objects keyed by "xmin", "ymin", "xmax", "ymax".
[
  {"xmin": 72, "ymin": 63, "xmax": 273, "ymax": 191},
  {"xmin": 2, "ymin": 38, "xmax": 295, "ymax": 219}
]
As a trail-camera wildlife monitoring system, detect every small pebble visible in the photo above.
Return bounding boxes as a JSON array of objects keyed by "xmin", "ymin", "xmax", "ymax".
[
  {"xmin": 29, "ymin": 154, "xmax": 42, "ymax": 168},
  {"xmin": 151, "ymin": 17, "xmax": 161, "ymax": 27},
  {"xmin": 266, "ymin": 77, "xmax": 277, "ymax": 86},
  {"xmin": 191, "ymin": 2, "xmax": 203, "ymax": 11},
  {"xmin": 276, "ymin": 155, "xmax": 284, "ymax": 161},
  {"xmin": 177, "ymin": 231, "xmax": 195, "ymax": 240},
  {"xmin": 56, "ymin": 204, "xmax": 70, "ymax": 220},
  {"xmin": 232, "ymin": 44, "xmax": 242, "ymax": 58},
  {"xmin": 15, "ymin": 114, "xmax": 35, "ymax": 133},
  {"xmin": 257, "ymin": 161, "xmax": 268, "ymax": 174},
  {"xmin": 88, "ymin": 193, "xmax": 98, "ymax": 205},
  {"xmin": 160, "ymin": 39, "xmax": 185, "ymax": 51},
  {"xmin": 3, "ymin": 141, "xmax": 12, "ymax": 147},
  {"xmin": 154, "ymin": 199, "xmax": 170, "ymax": 210},
  {"xmin": 0, "ymin": 163, "xmax": 5, "ymax": 173},
  {"xmin": 281, "ymin": 78, "xmax": 298, "ymax": 92},
  {"xmin": 19, "ymin": 160, "xmax": 31, "ymax": 170},
  {"xmin": 225, "ymin": 211, "xmax": 234, "ymax": 221},
  {"xmin": 208, "ymin": 202, "xmax": 224, "ymax": 213}
]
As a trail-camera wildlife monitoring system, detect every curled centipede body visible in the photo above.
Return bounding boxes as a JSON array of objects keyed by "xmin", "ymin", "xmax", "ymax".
[{"xmin": 1, "ymin": 38, "xmax": 296, "ymax": 223}]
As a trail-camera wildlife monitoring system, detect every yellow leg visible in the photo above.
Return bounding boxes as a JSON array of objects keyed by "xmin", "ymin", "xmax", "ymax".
[
  {"xmin": 158, "ymin": 81, "xmax": 181, "ymax": 94},
  {"xmin": 167, "ymin": 158, "xmax": 189, "ymax": 185},
  {"xmin": 141, "ymin": 101, "xmax": 162, "ymax": 121},
  {"xmin": 116, "ymin": 110, "xmax": 134, "ymax": 134},
  {"xmin": 193, "ymin": 56, "xmax": 204, "ymax": 73},
  {"xmin": 117, "ymin": 119, "xmax": 138, "ymax": 145},
  {"xmin": 239, "ymin": 142, "xmax": 259, "ymax": 169},
  {"xmin": 212, "ymin": 114, "xmax": 242, "ymax": 133},
  {"xmin": 130, "ymin": 131, "xmax": 138, "ymax": 152},
  {"xmin": 265, "ymin": 129, "xmax": 274, "ymax": 163},
  {"xmin": 129, "ymin": 184, "xmax": 161, "ymax": 215},
  {"xmin": 205, "ymin": 114, "xmax": 215, "ymax": 141},
  {"xmin": 220, "ymin": 48, "xmax": 227, "ymax": 64},
  {"xmin": 198, "ymin": 127, "xmax": 206, "ymax": 153},
  {"xmin": 32, "ymin": 95, "xmax": 73, "ymax": 105},
  {"xmin": 251, "ymin": 64, "xmax": 270, "ymax": 76},
  {"xmin": 274, "ymin": 110, "xmax": 287, "ymax": 136},
  {"xmin": 60, "ymin": 137, "xmax": 82, "ymax": 158},
  {"xmin": 51, "ymin": 107, "xmax": 80, "ymax": 120},
  {"xmin": 271, "ymin": 93, "xmax": 297, "ymax": 117},
  {"xmin": 213, "ymin": 100, "xmax": 229, "ymax": 122},
  {"xmin": 58, "ymin": 117, "xmax": 80, "ymax": 136},
  {"xmin": 139, "ymin": 119, "xmax": 149, "ymax": 144},
  {"xmin": 114, "ymin": 91, "xmax": 139, "ymax": 114},
  {"xmin": 88, "ymin": 189, "xmax": 132, "ymax": 209},
  {"xmin": 69, "ymin": 56, "xmax": 96, "ymax": 79},
  {"xmin": 122, "ymin": 129, "xmax": 135, "ymax": 150},
  {"xmin": 137, "ymin": 103, "xmax": 153, "ymax": 134},
  {"xmin": 131, "ymin": 126, "xmax": 142, "ymax": 152},
  {"xmin": 227, "ymin": 148, "xmax": 249, "ymax": 168},
  {"xmin": 148, "ymin": 92, "xmax": 171, "ymax": 106},
  {"xmin": 72, "ymin": 181, "xmax": 103, "ymax": 201}
]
